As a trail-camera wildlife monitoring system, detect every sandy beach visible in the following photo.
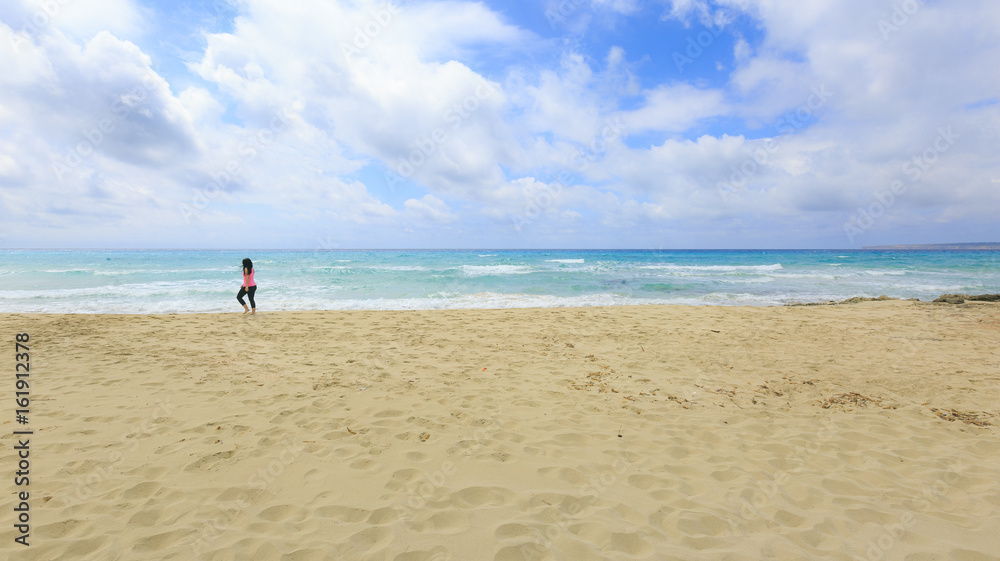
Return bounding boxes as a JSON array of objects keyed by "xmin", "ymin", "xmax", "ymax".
[{"xmin": 2, "ymin": 301, "xmax": 999, "ymax": 560}]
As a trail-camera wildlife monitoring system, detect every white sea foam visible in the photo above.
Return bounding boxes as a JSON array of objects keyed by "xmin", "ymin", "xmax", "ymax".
[
  {"xmin": 637, "ymin": 263, "xmax": 784, "ymax": 272},
  {"xmin": 370, "ymin": 265, "xmax": 430, "ymax": 272},
  {"xmin": 766, "ymin": 272, "xmax": 840, "ymax": 280},
  {"xmin": 92, "ymin": 267, "xmax": 231, "ymax": 276},
  {"xmin": 309, "ymin": 265, "xmax": 427, "ymax": 272},
  {"xmin": 460, "ymin": 265, "xmax": 533, "ymax": 276},
  {"xmin": 0, "ymin": 288, "xmax": 843, "ymax": 313},
  {"xmin": 907, "ymin": 284, "xmax": 976, "ymax": 293},
  {"xmin": 861, "ymin": 270, "xmax": 908, "ymax": 276},
  {"xmin": 0, "ymin": 279, "xmax": 231, "ymax": 299}
]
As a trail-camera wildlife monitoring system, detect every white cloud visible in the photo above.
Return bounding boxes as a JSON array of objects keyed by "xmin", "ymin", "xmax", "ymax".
[
  {"xmin": 404, "ymin": 194, "xmax": 458, "ymax": 223},
  {"xmin": 190, "ymin": 0, "xmax": 523, "ymax": 207},
  {"xmin": 1, "ymin": 28, "xmax": 199, "ymax": 166},
  {"xmin": 3, "ymin": 0, "xmax": 144, "ymax": 43},
  {"xmin": 386, "ymin": 0, "xmax": 529, "ymax": 60},
  {"xmin": 732, "ymin": 36, "xmax": 750, "ymax": 63},
  {"xmin": 660, "ymin": 0, "xmax": 736, "ymax": 28},
  {"xmin": 620, "ymin": 83, "xmax": 727, "ymax": 134},
  {"xmin": 178, "ymin": 86, "xmax": 225, "ymax": 123}
]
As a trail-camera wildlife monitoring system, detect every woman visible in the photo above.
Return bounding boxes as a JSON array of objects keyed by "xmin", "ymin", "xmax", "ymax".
[{"xmin": 237, "ymin": 257, "xmax": 257, "ymax": 315}]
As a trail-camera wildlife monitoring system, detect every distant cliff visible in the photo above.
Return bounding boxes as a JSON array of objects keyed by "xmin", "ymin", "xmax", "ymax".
[{"xmin": 862, "ymin": 243, "xmax": 1000, "ymax": 250}]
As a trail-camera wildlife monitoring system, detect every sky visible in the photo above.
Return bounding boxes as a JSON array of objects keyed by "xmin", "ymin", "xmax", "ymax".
[{"xmin": 0, "ymin": 0, "xmax": 998, "ymax": 249}]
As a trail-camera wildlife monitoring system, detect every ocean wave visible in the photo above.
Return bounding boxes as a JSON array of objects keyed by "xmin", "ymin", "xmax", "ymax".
[
  {"xmin": 861, "ymin": 270, "xmax": 908, "ymax": 276},
  {"xmin": 309, "ymin": 265, "xmax": 428, "ymax": 272},
  {"xmin": 906, "ymin": 284, "xmax": 979, "ymax": 293},
  {"xmin": 0, "ymin": 280, "xmax": 232, "ymax": 300},
  {"xmin": 92, "ymin": 267, "xmax": 232, "ymax": 276},
  {"xmin": 460, "ymin": 265, "xmax": 533, "ymax": 276},
  {"xmin": 370, "ymin": 265, "xmax": 430, "ymax": 272},
  {"xmin": 545, "ymin": 259, "xmax": 585, "ymax": 264},
  {"xmin": 766, "ymin": 272, "xmax": 839, "ymax": 280},
  {"xmin": 637, "ymin": 264, "xmax": 784, "ymax": 272}
]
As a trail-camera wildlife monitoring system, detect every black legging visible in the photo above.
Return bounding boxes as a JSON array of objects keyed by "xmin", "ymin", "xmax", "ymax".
[{"xmin": 237, "ymin": 285, "xmax": 257, "ymax": 309}]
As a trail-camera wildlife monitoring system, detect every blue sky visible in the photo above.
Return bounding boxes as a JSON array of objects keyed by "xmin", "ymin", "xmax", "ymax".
[{"xmin": 1, "ymin": 0, "xmax": 998, "ymax": 249}]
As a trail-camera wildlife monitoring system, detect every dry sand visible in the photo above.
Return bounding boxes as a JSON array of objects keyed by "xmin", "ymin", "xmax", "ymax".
[{"xmin": 1, "ymin": 301, "xmax": 999, "ymax": 560}]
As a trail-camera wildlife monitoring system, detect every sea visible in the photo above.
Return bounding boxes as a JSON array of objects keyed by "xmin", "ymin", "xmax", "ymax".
[{"xmin": 1, "ymin": 249, "xmax": 998, "ymax": 314}]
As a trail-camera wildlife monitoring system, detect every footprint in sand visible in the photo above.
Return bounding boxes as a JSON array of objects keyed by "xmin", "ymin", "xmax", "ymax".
[
  {"xmin": 493, "ymin": 523, "xmax": 540, "ymax": 541},
  {"xmin": 122, "ymin": 481, "xmax": 161, "ymax": 501},
  {"xmin": 131, "ymin": 528, "xmax": 196, "ymax": 553},
  {"xmin": 537, "ymin": 466, "xmax": 588, "ymax": 486},
  {"xmin": 675, "ymin": 511, "xmax": 734, "ymax": 538},
  {"xmin": 452, "ymin": 486, "xmax": 512, "ymax": 509},
  {"xmin": 153, "ymin": 440, "xmax": 187, "ymax": 455},
  {"xmin": 36, "ymin": 518, "xmax": 89, "ymax": 540},
  {"xmin": 607, "ymin": 532, "xmax": 653, "ymax": 556},
  {"xmin": 567, "ymin": 522, "xmax": 612, "ymax": 547},
  {"xmin": 342, "ymin": 526, "xmax": 393, "ymax": 555},
  {"xmin": 627, "ymin": 473, "xmax": 667, "ymax": 490},
  {"xmin": 55, "ymin": 535, "xmax": 111, "ymax": 558},
  {"xmin": 303, "ymin": 468, "xmax": 324, "ymax": 485},
  {"xmin": 405, "ymin": 451, "xmax": 431, "ymax": 462},
  {"xmin": 367, "ymin": 507, "xmax": 400, "ymax": 525},
  {"xmin": 127, "ymin": 507, "xmax": 165, "ymax": 527},
  {"xmin": 214, "ymin": 486, "xmax": 270, "ymax": 506},
  {"xmin": 493, "ymin": 543, "xmax": 553, "ymax": 561},
  {"xmin": 256, "ymin": 504, "xmax": 307, "ymax": 522},
  {"xmin": 273, "ymin": 547, "xmax": 330, "ymax": 561},
  {"xmin": 315, "ymin": 505, "xmax": 371, "ymax": 523},
  {"xmin": 349, "ymin": 457, "xmax": 380, "ymax": 471},
  {"xmin": 527, "ymin": 493, "xmax": 596, "ymax": 516},
  {"xmin": 184, "ymin": 449, "xmax": 237, "ymax": 472},
  {"xmin": 393, "ymin": 546, "xmax": 451, "ymax": 561},
  {"xmin": 384, "ymin": 468, "xmax": 424, "ymax": 493},
  {"xmin": 409, "ymin": 509, "xmax": 469, "ymax": 534}
]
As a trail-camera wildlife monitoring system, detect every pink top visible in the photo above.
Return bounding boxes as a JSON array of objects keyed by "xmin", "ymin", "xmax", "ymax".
[{"xmin": 243, "ymin": 268, "xmax": 256, "ymax": 287}]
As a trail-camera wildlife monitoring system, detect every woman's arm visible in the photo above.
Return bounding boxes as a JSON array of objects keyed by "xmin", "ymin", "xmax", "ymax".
[{"xmin": 243, "ymin": 268, "xmax": 249, "ymax": 287}]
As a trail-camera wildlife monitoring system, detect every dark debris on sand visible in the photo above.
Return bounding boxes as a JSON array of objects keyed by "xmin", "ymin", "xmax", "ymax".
[
  {"xmin": 932, "ymin": 294, "xmax": 1000, "ymax": 304},
  {"xmin": 820, "ymin": 392, "xmax": 896, "ymax": 410},
  {"xmin": 929, "ymin": 408, "xmax": 995, "ymax": 427},
  {"xmin": 790, "ymin": 295, "xmax": 914, "ymax": 306},
  {"xmin": 790, "ymin": 293, "xmax": 1000, "ymax": 306}
]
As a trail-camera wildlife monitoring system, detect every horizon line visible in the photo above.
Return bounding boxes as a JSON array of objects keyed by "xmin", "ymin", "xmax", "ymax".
[{"xmin": 2, "ymin": 245, "xmax": 999, "ymax": 252}]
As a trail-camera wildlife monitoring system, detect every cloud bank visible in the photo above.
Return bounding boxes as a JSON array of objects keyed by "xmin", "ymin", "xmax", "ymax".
[{"xmin": 1, "ymin": 0, "xmax": 998, "ymax": 248}]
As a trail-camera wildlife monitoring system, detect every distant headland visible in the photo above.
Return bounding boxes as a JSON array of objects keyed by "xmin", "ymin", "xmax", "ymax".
[{"xmin": 862, "ymin": 243, "xmax": 1000, "ymax": 250}]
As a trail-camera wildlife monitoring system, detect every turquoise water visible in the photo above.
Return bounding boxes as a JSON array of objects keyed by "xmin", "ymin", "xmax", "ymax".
[{"xmin": 1, "ymin": 249, "xmax": 998, "ymax": 313}]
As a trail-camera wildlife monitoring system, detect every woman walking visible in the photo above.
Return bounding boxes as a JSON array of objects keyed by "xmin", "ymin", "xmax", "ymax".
[{"xmin": 237, "ymin": 257, "xmax": 257, "ymax": 315}]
